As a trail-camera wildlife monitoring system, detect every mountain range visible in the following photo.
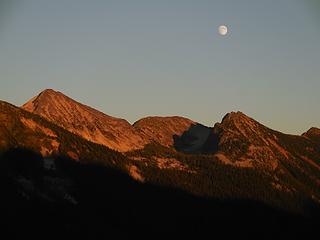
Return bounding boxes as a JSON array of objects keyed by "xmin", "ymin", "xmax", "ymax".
[
  {"xmin": 1, "ymin": 89, "xmax": 320, "ymax": 239},
  {"xmin": 19, "ymin": 90, "xmax": 320, "ymax": 180}
]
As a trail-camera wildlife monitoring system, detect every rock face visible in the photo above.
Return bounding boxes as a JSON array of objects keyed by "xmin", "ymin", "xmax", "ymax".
[
  {"xmin": 133, "ymin": 116, "xmax": 196, "ymax": 147},
  {"xmin": 22, "ymin": 89, "xmax": 149, "ymax": 152}
]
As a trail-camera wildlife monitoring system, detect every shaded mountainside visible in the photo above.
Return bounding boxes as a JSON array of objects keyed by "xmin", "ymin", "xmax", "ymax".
[
  {"xmin": 22, "ymin": 89, "xmax": 149, "ymax": 152},
  {"xmin": 1, "ymin": 148, "xmax": 319, "ymax": 240}
]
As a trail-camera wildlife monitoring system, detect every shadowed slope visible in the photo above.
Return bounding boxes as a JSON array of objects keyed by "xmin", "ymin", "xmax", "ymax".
[{"xmin": 1, "ymin": 148, "xmax": 319, "ymax": 240}]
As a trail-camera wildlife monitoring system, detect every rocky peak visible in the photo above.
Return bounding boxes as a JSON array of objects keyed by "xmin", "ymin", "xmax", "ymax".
[
  {"xmin": 21, "ymin": 89, "xmax": 149, "ymax": 152},
  {"xmin": 220, "ymin": 111, "xmax": 257, "ymax": 127},
  {"xmin": 22, "ymin": 89, "xmax": 66, "ymax": 113},
  {"xmin": 213, "ymin": 111, "xmax": 261, "ymax": 138},
  {"xmin": 209, "ymin": 111, "xmax": 288, "ymax": 169}
]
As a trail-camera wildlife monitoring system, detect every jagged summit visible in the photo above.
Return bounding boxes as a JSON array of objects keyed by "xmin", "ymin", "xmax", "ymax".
[
  {"xmin": 222, "ymin": 111, "xmax": 248, "ymax": 120},
  {"xmin": 214, "ymin": 111, "xmax": 262, "ymax": 140},
  {"xmin": 220, "ymin": 111, "xmax": 257, "ymax": 126},
  {"xmin": 22, "ymin": 89, "xmax": 69, "ymax": 112}
]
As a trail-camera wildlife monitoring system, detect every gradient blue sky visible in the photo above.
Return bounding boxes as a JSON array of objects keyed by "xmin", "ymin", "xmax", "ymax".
[{"xmin": 1, "ymin": 0, "xmax": 319, "ymax": 134}]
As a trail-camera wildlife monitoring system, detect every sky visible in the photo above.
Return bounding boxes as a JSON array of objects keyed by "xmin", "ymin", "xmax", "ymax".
[{"xmin": 0, "ymin": 0, "xmax": 319, "ymax": 134}]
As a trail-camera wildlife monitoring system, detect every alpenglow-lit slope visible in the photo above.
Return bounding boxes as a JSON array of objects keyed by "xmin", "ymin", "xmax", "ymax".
[
  {"xmin": 0, "ymin": 100, "xmax": 127, "ymax": 166},
  {"xmin": 22, "ymin": 89, "xmax": 149, "ymax": 152}
]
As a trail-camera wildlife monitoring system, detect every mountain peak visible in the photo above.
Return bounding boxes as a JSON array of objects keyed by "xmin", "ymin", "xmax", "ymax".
[
  {"xmin": 221, "ymin": 111, "xmax": 251, "ymax": 123},
  {"xmin": 38, "ymin": 88, "xmax": 62, "ymax": 97},
  {"xmin": 22, "ymin": 89, "xmax": 66, "ymax": 113},
  {"xmin": 41, "ymin": 88, "xmax": 58, "ymax": 94},
  {"xmin": 21, "ymin": 89, "xmax": 149, "ymax": 152},
  {"xmin": 219, "ymin": 111, "xmax": 258, "ymax": 132}
]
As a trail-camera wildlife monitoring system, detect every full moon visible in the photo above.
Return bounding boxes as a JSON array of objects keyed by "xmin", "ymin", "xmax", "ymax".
[{"xmin": 218, "ymin": 25, "xmax": 228, "ymax": 36}]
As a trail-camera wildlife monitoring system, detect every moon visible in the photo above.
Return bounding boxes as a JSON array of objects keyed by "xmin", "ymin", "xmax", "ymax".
[{"xmin": 218, "ymin": 25, "xmax": 228, "ymax": 36}]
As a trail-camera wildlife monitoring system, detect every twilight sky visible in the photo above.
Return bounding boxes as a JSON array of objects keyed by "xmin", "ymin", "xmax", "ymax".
[{"xmin": 0, "ymin": 0, "xmax": 319, "ymax": 134}]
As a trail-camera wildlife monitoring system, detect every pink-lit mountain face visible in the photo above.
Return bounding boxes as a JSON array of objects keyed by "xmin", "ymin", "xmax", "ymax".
[{"xmin": 22, "ymin": 89, "xmax": 151, "ymax": 152}]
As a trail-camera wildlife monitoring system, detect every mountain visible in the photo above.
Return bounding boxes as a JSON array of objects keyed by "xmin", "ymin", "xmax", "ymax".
[
  {"xmin": 163, "ymin": 111, "xmax": 320, "ymax": 206},
  {"xmin": 133, "ymin": 116, "xmax": 196, "ymax": 147},
  {"xmin": 0, "ymin": 100, "xmax": 130, "ymax": 169},
  {"xmin": 22, "ymin": 89, "xmax": 209, "ymax": 152},
  {"xmin": 19, "ymin": 90, "xmax": 320, "ymax": 195},
  {"xmin": 22, "ymin": 89, "xmax": 149, "ymax": 152},
  {"xmin": 1, "ymin": 93, "xmax": 320, "ymax": 238},
  {"xmin": 209, "ymin": 111, "xmax": 320, "ymax": 168},
  {"xmin": 19, "ymin": 90, "xmax": 320, "ymax": 202}
]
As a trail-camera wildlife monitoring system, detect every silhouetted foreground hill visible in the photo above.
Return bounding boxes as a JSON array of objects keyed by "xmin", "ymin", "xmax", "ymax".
[{"xmin": 0, "ymin": 148, "xmax": 319, "ymax": 240}]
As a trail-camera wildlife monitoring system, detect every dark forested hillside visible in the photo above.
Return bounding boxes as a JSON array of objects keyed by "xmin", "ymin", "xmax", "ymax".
[{"xmin": 0, "ymin": 148, "xmax": 319, "ymax": 240}]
